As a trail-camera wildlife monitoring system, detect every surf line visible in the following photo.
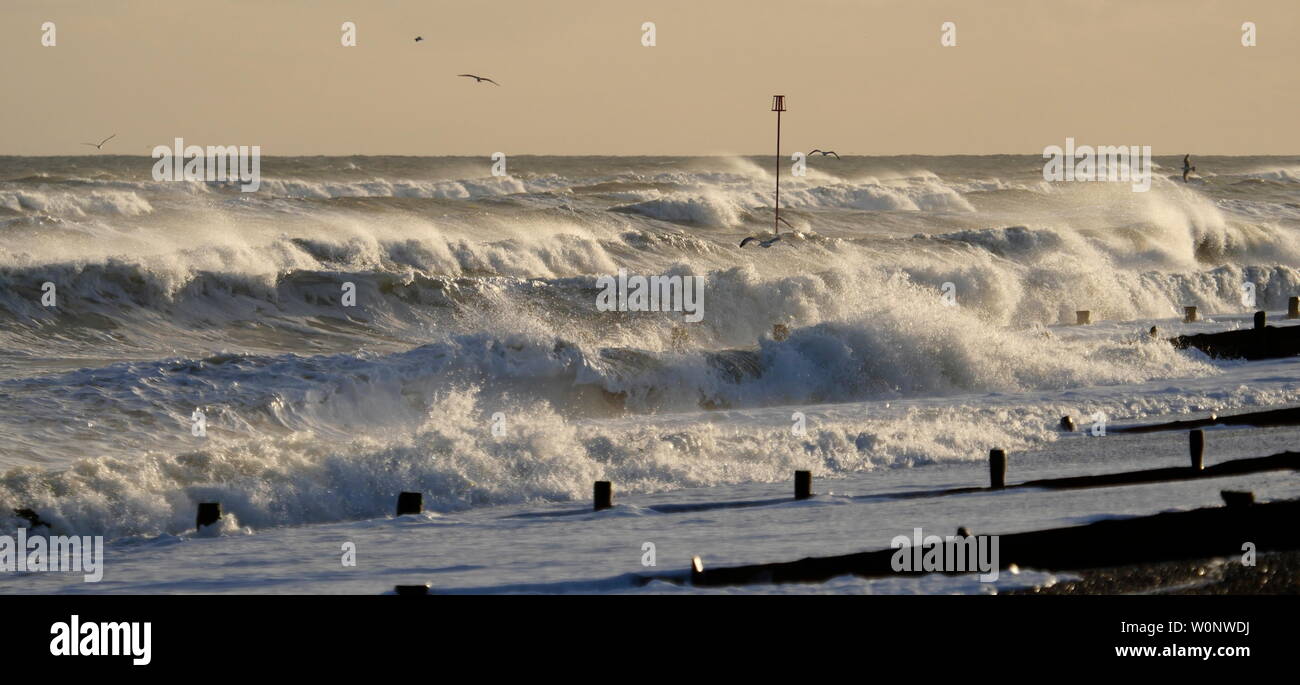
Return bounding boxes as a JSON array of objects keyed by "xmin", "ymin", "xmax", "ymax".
[{"xmin": 1042, "ymin": 137, "xmax": 1152, "ymax": 192}]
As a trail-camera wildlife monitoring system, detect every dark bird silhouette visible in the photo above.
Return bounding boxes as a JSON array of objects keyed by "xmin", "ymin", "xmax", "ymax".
[
  {"xmin": 81, "ymin": 134, "xmax": 116, "ymax": 150},
  {"xmin": 458, "ymin": 74, "xmax": 499, "ymax": 86},
  {"xmin": 739, "ymin": 211, "xmax": 794, "ymax": 247},
  {"xmin": 739, "ymin": 235, "xmax": 782, "ymax": 248},
  {"xmin": 414, "ymin": 36, "xmax": 424, "ymax": 42},
  {"xmin": 807, "ymin": 149, "xmax": 839, "ymax": 159}
]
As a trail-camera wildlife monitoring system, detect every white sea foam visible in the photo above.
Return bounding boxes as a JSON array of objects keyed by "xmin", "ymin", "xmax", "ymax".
[
  {"xmin": 0, "ymin": 189, "xmax": 154, "ymax": 216},
  {"xmin": 2, "ymin": 154, "xmax": 1299, "ymax": 540}
]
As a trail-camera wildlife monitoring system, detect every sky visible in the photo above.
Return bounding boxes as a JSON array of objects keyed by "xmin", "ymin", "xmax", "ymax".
[{"xmin": 3, "ymin": 0, "xmax": 1297, "ymax": 156}]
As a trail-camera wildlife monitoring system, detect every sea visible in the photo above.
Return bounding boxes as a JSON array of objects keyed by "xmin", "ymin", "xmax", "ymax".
[{"xmin": 3, "ymin": 154, "xmax": 1300, "ymax": 593}]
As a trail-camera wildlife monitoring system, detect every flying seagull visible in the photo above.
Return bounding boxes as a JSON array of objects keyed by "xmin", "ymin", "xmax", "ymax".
[
  {"xmin": 414, "ymin": 36, "xmax": 424, "ymax": 42},
  {"xmin": 739, "ymin": 210, "xmax": 796, "ymax": 248},
  {"xmin": 458, "ymin": 74, "xmax": 500, "ymax": 86},
  {"xmin": 807, "ymin": 149, "xmax": 839, "ymax": 158},
  {"xmin": 739, "ymin": 234, "xmax": 783, "ymax": 248},
  {"xmin": 81, "ymin": 134, "xmax": 116, "ymax": 150}
]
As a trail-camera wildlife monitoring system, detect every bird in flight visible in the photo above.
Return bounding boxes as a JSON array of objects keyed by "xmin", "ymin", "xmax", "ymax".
[
  {"xmin": 807, "ymin": 149, "xmax": 839, "ymax": 158},
  {"xmin": 739, "ymin": 234, "xmax": 783, "ymax": 248},
  {"xmin": 740, "ymin": 211, "xmax": 795, "ymax": 247},
  {"xmin": 414, "ymin": 36, "xmax": 423, "ymax": 42},
  {"xmin": 81, "ymin": 134, "xmax": 116, "ymax": 151},
  {"xmin": 458, "ymin": 74, "xmax": 500, "ymax": 86}
]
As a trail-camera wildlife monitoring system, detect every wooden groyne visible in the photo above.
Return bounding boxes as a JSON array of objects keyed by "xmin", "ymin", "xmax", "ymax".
[
  {"xmin": 1114, "ymin": 406, "xmax": 1300, "ymax": 434},
  {"xmin": 1013, "ymin": 451, "xmax": 1300, "ymax": 490},
  {"xmin": 862, "ymin": 444, "xmax": 1300, "ymax": 501},
  {"xmin": 503, "ymin": 471, "xmax": 817, "ymax": 519},
  {"xmin": 663, "ymin": 496, "xmax": 1300, "ymax": 588},
  {"xmin": 1169, "ymin": 318, "xmax": 1300, "ymax": 360},
  {"xmin": 498, "ymin": 443, "xmax": 1300, "ymax": 522}
]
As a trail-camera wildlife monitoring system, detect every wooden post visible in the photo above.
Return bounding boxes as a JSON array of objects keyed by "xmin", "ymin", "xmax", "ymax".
[
  {"xmin": 989, "ymin": 449, "xmax": 1007, "ymax": 489},
  {"xmin": 1220, "ymin": 490, "xmax": 1254, "ymax": 508},
  {"xmin": 1075, "ymin": 310, "xmax": 1090, "ymax": 325},
  {"xmin": 594, "ymin": 481, "xmax": 613, "ymax": 511},
  {"xmin": 1254, "ymin": 311, "xmax": 1266, "ymax": 329},
  {"xmin": 1183, "ymin": 306, "xmax": 1197, "ymax": 323},
  {"xmin": 396, "ymin": 491, "xmax": 423, "ymax": 516},
  {"xmin": 1189, "ymin": 429, "xmax": 1204, "ymax": 470},
  {"xmin": 794, "ymin": 470, "xmax": 812, "ymax": 499},
  {"xmin": 1289, "ymin": 296, "xmax": 1299, "ymax": 320},
  {"xmin": 772, "ymin": 95, "xmax": 786, "ymax": 237},
  {"xmin": 394, "ymin": 584, "xmax": 430, "ymax": 595},
  {"xmin": 196, "ymin": 502, "xmax": 221, "ymax": 530}
]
